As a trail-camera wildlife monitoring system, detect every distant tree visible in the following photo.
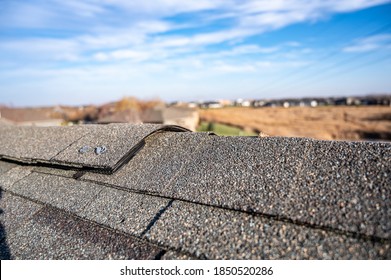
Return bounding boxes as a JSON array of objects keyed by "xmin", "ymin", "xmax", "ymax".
[
  {"xmin": 115, "ymin": 97, "xmax": 141, "ymax": 112},
  {"xmin": 139, "ymin": 99, "xmax": 165, "ymax": 111},
  {"xmin": 115, "ymin": 97, "xmax": 164, "ymax": 112}
]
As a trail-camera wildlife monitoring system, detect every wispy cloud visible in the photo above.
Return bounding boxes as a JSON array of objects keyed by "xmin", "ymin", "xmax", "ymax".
[
  {"xmin": 343, "ymin": 34, "xmax": 391, "ymax": 52},
  {"xmin": 3, "ymin": 0, "xmax": 390, "ymax": 49},
  {"xmin": 93, "ymin": 49, "xmax": 151, "ymax": 62}
]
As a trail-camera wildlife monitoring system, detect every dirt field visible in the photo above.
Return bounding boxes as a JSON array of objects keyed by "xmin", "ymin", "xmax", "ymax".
[{"xmin": 199, "ymin": 106, "xmax": 391, "ymax": 141}]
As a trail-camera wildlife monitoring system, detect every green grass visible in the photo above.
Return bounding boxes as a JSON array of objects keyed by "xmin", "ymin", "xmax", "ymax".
[{"xmin": 197, "ymin": 122, "xmax": 257, "ymax": 136}]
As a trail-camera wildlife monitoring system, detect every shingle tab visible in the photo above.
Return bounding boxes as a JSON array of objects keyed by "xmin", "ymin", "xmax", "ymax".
[
  {"xmin": 291, "ymin": 140, "xmax": 391, "ymax": 239},
  {"xmin": 53, "ymin": 124, "xmax": 189, "ymax": 171},
  {"xmin": 0, "ymin": 161, "xmax": 18, "ymax": 175},
  {"xmin": 146, "ymin": 201, "xmax": 390, "ymax": 259},
  {"xmin": 9, "ymin": 173, "xmax": 103, "ymax": 213},
  {"xmin": 78, "ymin": 187, "xmax": 171, "ymax": 237},
  {"xmin": 0, "ymin": 125, "xmax": 92, "ymax": 162},
  {"xmin": 7, "ymin": 207, "xmax": 163, "ymax": 259},
  {"xmin": 81, "ymin": 132, "xmax": 210, "ymax": 195},
  {"xmin": 170, "ymin": 136, "xmax": 310, "ymax": 214},
  {"xmin": 0, "ymin": 191, "xmax": 42, "ymax": 240},
  {"xmin": 0, "ymin": 166, "xmax": 33, "ymax": 191}
]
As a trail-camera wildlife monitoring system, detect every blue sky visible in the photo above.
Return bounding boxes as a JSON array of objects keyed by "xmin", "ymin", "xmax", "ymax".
[{"xmin": 0, "ymin": 0, "xmax": 391, "ymax": 106}]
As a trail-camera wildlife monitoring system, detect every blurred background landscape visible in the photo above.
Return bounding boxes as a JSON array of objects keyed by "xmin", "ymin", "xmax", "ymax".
[
  {"xmin": 1, "ymin": 95, "xmax": 390, "ymax": 141},
  {"xmin": 1, "ymin": 1, "xmax": 390, "ymax": 141}
]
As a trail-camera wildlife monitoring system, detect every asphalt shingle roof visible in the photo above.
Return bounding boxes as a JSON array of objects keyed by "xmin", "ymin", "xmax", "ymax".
[{"xmin": 0, "ymin": 124, "xmax": 390, "ymax": 259}]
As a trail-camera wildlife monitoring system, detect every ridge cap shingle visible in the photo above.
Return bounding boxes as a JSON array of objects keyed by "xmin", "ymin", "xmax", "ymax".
[{"xmin": 0, "ymin": 123, "xmax": 190, "ymax": 173}]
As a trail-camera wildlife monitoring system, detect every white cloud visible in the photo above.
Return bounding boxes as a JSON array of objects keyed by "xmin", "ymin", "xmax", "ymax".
[
  {"xmin": 93, "ymin": 49, "xmax": 151, "ymax": 61},
  {"xmin": 239, "ymin": 0, "xmax": 390, "ymax": 14},
  {"xmin": 324, "ymin": 0, "xmax": 391, "ymax": 12},
  {"xmin": 0, "ymin": 38, "xmax": 80, "ymax": 63},
  {"xmin": 53, "ymin": 0, "xmax": 105, "ymax": 17},
  {"xmin": 96, "ymin": 0, "xmax": 225, "ymax": 15},
  {"xmin": 343, "ymin": 34, "xmax": 391, "ymax": 52},
  {"xmin": 2, "ymin": 0, "xmax": 390, "ymax": 55},
  {"xmin": 223, "ymin": 45, "xmax": 279, "ymax": 55}
]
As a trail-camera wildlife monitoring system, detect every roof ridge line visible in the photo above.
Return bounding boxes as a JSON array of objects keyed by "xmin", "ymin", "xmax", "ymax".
[{"xmin": 0, "ymin": 124, "xmax": 191, "ymax": 174}]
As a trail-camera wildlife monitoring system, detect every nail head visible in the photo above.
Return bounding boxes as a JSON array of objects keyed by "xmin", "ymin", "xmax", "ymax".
[{"xmin": 95, "ymin": 146, "xmax": 107, "ymax": 155}]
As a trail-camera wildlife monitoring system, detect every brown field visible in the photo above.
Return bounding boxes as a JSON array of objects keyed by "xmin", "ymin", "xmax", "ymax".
[{"xmin": 199, "ymin": 106, "xmax": 391, "ymax": 141}]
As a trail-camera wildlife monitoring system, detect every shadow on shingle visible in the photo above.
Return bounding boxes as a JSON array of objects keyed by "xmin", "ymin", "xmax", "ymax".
[{"xmin": 0, "ymin": 189, "xmax": 11, "ymax": 260}]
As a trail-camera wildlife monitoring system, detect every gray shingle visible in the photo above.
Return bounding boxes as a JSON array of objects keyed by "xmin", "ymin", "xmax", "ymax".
[
  {"xmin": 146, "ymin": 201, "xmax": 390, "ymax": 259},
  {"xmin": 0, "ymin": 125, "xmax": 92, "ymax": 162},
  {"xmin": 53, "ymin": 124, "xmax": 189, "ymax": 171},
  {"xmin": 291, "ymin": 140, "xmax": 391, "ymax": 239},
  {"xmin": 81, "ymin": 132, "xmax": 210, "ymax": 195},
  {"xmin": 78, "ymin": 187, "xmax": 171, "ymax": 237},
  {"xmin": 169, "ymin": 136, "xmax": 310, "ymax": 214},
  {"xmin": 91, "ymin": 134, "xmax": 306, "ymax": 218},
  {"xmin": 82, "ymin": 134, "xmax": 390, "ymax": 240},
  {"xmin": 177, "ymin": 137, "xmax": 390, "ymax": 239},
  {"xmin": 0, "ymin": 166, "xmax": 33, "ymax": 191},
  {"xmin": 0, "ymin": 161, "xmax": 18, "ymax": 175},
  {"xmin": 8, "ymin": 207, "xmax": 163, "ymax": 259},
  {"xmin": 10, "ymin": 173, "xmax": 103, "ymax": 213},
  {"xmin": 0, "ymin": 191, "xmax": 42, "ymax": 240}
]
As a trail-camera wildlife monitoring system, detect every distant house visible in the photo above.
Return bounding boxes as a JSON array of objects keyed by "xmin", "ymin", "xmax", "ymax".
[
  {"xmin": 346, "ymin": 97, "xmax": 361, "ymax": 106},
  {"xmin": 140, "ymin": 108, "xmax": 165, "ymax": 124},
  {"xmin": 234, "ymin": 98, "xmax": 252, "ymax": 107},
  {"xmin": 334, "ymin": 98, "xmax": 347, "ymax": 106},
  {"xmin": 95, "ymin": 105, "xmax": 198, "ymax": 131},
  {"xmin": 162, "ymin": 107, "xmax": 199, "ymax": 132},
  {"xmin": 97, "ymin": 109, "xmax": 142, "ymax": 124},
  {"xmin": 200, "ymin": 101, "xmax": 222, "ymax": 109},
  {"xmin": 139, "ymin": 107, "xmax": 198, "ymax": 131}
]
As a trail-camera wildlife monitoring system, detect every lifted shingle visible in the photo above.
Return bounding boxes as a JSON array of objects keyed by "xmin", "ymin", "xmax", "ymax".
[
  {"xmin": 81, "ymin": 132, "xmax": 210, "ymax": 195},
  {"xmin": 0, "ymin": 124, "xmax": 189, "ymax": 172},
  {"xmin": 52, "ymin": 124, "xmax": 189, "ymax": 172}
]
